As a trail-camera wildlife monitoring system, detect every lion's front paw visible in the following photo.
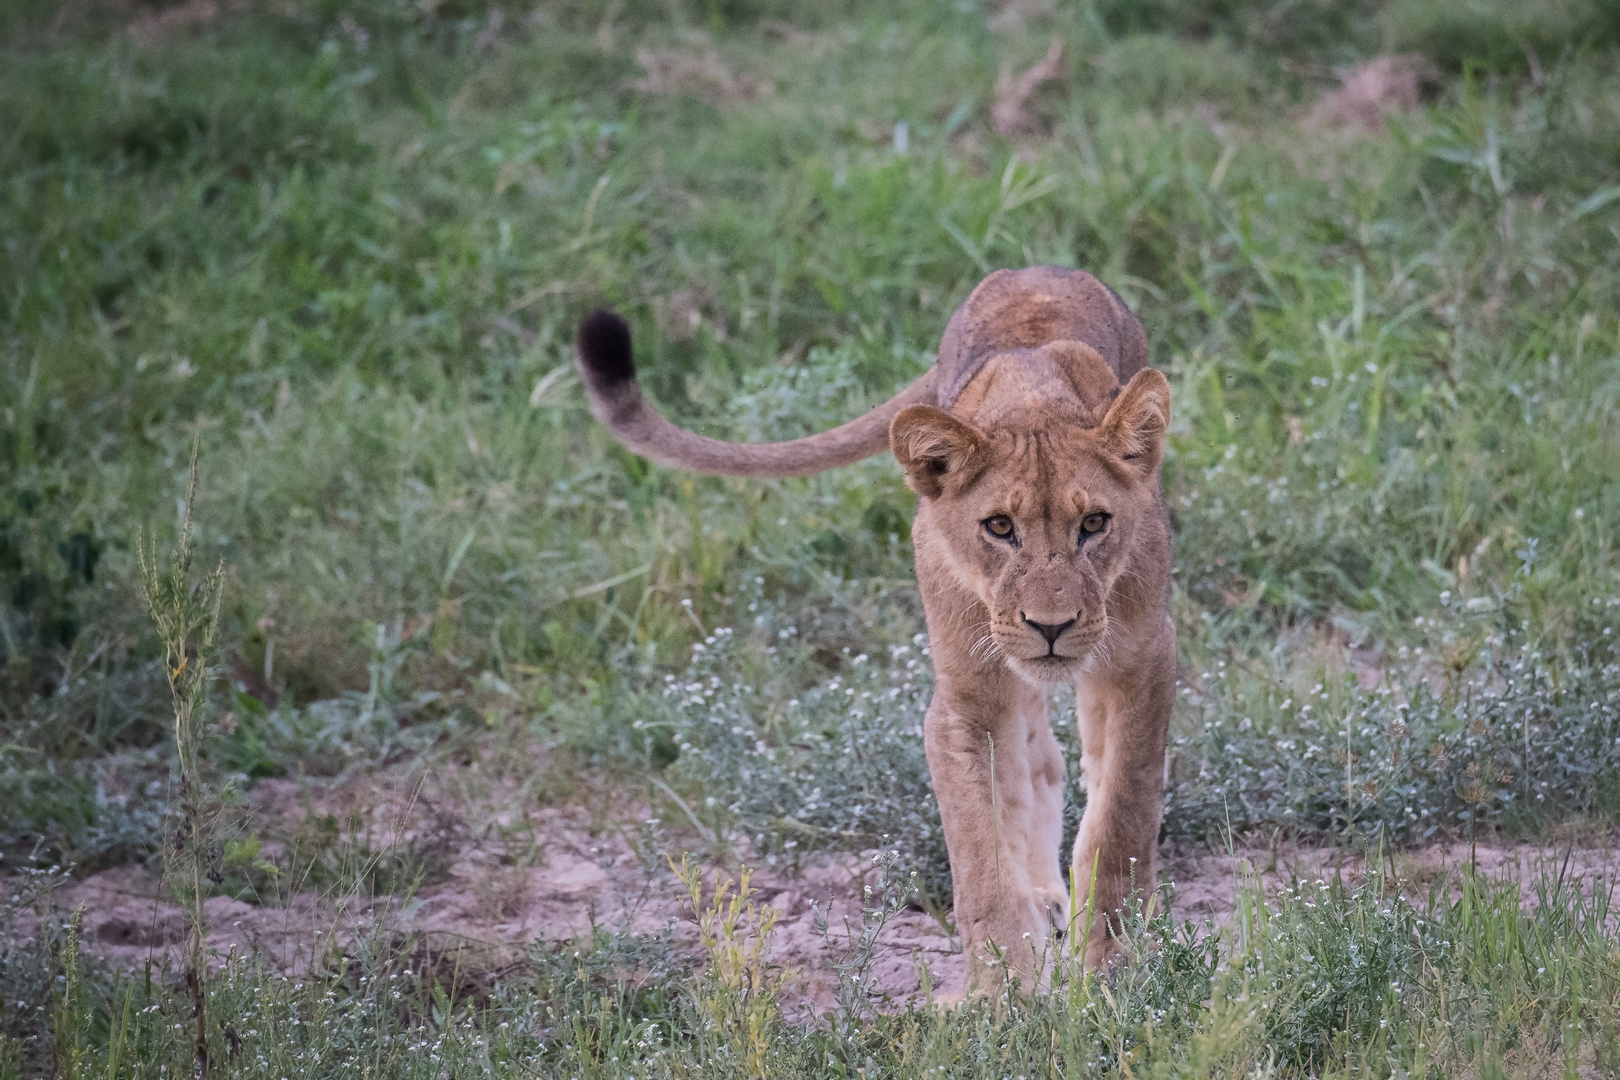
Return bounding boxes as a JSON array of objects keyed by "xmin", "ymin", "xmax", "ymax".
[
  {"xmin": 1032, "ymin": 881, "xmax": 1072, "ymax": 933},
  {"xmin": 1085, "ymin": 932, "xmax": 1126, "ymax": 971}
]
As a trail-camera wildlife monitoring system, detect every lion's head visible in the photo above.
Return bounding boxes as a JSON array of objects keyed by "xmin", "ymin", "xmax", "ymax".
[{"xmin": 891, "ymin": 347, "xmax": 1170, "ymax": 686}]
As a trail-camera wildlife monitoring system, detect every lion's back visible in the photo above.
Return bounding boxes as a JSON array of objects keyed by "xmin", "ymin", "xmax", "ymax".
[{"xmin": 934, "ymin": 267, "xmax": 1148, "ymax": 409}]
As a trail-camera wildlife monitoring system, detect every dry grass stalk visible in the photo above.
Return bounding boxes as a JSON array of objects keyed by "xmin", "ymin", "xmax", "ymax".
[
  {"xmin": 992, "ymin": 36, "xmax": 1064, "ymax": 136},
  {"xmin": 138, "ymin": 441, "xmax": 225, "ymax": 1077}
]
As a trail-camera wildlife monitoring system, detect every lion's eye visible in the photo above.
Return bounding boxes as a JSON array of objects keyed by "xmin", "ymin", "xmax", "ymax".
[
  {"xmin": 1080, "ymin": 513, "xmax": 1109, "ymax": 537},
  {"xmin": 984, "ymin": 515, "xmax": 1015, "ymax": 539}
]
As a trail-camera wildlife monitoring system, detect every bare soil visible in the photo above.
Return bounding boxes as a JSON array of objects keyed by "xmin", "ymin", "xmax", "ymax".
[
  {"xmin": 1303, "ymin": 55, "xmax": 1436, "ymax": 134},
  {"xmin": 21, "ymin": 764, "xmax": 1617, "ymax": 1019}
]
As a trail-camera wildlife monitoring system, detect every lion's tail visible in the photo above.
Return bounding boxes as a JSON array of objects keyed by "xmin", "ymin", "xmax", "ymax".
[{"xmin": 574, "ymin": 309, "xmax": 938, "ymax": 478}]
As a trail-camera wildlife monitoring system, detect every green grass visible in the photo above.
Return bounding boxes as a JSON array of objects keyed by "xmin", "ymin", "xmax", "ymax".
[
  {"xmin": 3, "ymin": 0, "xmax": 1620, "ymax": 1071},
  {"xmin": 8, "ymin": 857, "xmax": 1620, "ymax": 1077}
]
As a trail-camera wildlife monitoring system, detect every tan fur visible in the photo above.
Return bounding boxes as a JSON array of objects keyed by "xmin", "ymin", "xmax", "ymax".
[
  {"xmin": 576, "ymin": 267, "xmax": 1174, "ymax": 994},
  {"xmin": 582, "ymin": 362, "xmax": 940, "ymax": 477}
]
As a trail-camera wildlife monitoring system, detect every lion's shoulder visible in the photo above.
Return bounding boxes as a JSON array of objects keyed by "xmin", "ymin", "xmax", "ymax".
[{"xmin": 935, "ymin": 267, "xmax": 1148, "ymax": 409}]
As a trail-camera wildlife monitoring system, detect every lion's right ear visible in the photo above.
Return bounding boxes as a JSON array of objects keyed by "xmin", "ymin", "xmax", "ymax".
[
  {"xmin": 1098, "ymin": 368, "xmax": 1170, "ymax": 475},
  {"xmin": 890, "ymin": 406, "xmax": 988, "ymax": 499}
]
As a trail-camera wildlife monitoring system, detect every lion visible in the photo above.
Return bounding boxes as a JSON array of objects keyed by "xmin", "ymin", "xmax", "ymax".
[{"xmin": 575, "ymin": 266, "xmax": 1173, "ymax": 992}]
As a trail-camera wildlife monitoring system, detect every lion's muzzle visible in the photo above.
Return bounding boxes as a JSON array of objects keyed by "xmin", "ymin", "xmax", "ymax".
[{"xmin": 1021, "ymin": 614, "xmax": 1077, "ymax": 653}]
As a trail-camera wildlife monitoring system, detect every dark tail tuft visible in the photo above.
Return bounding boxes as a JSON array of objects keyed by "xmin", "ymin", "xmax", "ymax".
[{"xmin": 577, "ymin": 309, "xmax": 636, "ymax": 393}]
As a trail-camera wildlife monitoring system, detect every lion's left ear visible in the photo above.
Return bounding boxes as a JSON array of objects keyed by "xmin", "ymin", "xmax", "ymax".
[
  {"xmin": 891, "ymin": 405, "xmax": 988, "ymax": 499},
  {"xmin": 1099, "ymin": 368, "xmax": 1170, "ymax": 474}
]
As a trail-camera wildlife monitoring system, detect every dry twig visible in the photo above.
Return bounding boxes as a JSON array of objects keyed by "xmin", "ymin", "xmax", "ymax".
[{"xmin": 992, "ymin": 36, "xmax": 1065, "ymax": 136}]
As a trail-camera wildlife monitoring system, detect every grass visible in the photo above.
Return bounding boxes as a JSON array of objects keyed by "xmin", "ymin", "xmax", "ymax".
[
  {"xmin": 7, "ymin": 855, "xmax": 1620, "ymax": 1076},
  {"xmin": 2, "ymin": 0, "xmax": 1620, "ymax": 1072},
  {"xmin": 135, "ymin": 444, "xmax": 228, "ymax": 1077}
]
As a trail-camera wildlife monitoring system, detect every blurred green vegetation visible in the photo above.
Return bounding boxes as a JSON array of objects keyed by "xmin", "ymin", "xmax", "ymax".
[{"xmin": 1, "ymin": 0, "xmax": 1618, "ymax": 872}]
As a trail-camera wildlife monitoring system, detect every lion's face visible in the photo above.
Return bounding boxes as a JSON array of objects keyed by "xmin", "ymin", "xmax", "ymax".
[
  {"xmin": 892, "ymin": 365, "xmax": 1170, "ymax": 686},
  {"xmin": 938, "ymin": 432, "xmax": 1143, "ymax": 683}
]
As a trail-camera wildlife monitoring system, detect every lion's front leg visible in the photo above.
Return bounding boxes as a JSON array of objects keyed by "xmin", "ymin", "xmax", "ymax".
[
  {"xmin": 1071, "ymin": 628, "xmax": 1175, "ymax": 968},
  {"xmin": 925, "ymin": 680, "xmax": 1058, "ymax": 994},
  {"xmin": 1025, "ymin": 704, "xmax": 1070, "ymax": 933}
]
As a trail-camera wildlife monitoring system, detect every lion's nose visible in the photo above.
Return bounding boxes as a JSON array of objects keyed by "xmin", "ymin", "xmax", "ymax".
[{"xmin": 1021, "ymin": 615, "xmax": 1077, "ymax": 647}]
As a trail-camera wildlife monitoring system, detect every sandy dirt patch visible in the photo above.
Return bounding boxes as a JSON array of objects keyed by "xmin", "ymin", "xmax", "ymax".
[
  {"xmin": 14, "ymin": 768, "xmax": 1617, "ymax": 1017},
  {"xmin": 22, "ymin": 782, "xmax": 1618, "ymax": 1020},
  {"xmin": 1304, "ymin": 55, "xmax": 1435, "ymax": 134}
]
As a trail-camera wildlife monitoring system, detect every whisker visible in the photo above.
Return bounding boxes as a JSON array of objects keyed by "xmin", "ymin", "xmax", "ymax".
[
  {"xmin": 1093, "ymin": 620, "xmax": 1121, "ymax": 667},
  {"xmin": 970, "ymin": 628, "xmax": 1005, "ymax": 662}
]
